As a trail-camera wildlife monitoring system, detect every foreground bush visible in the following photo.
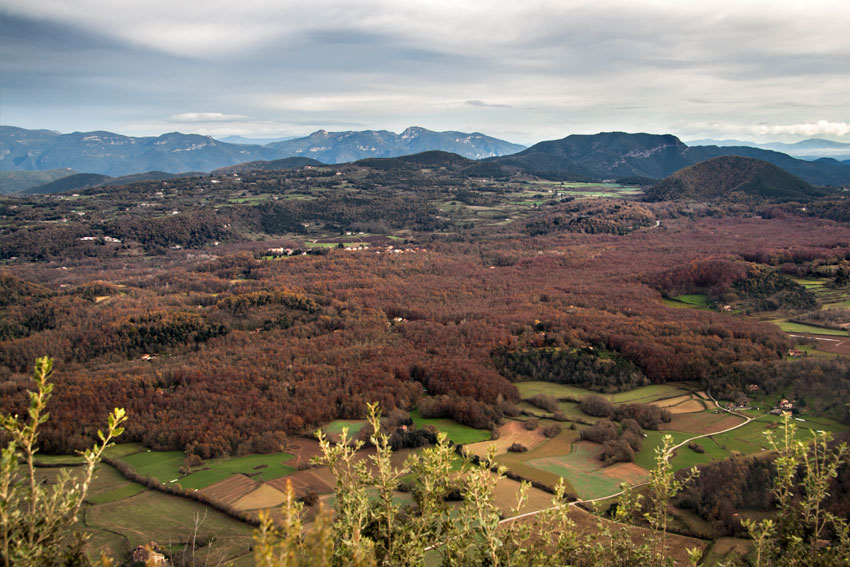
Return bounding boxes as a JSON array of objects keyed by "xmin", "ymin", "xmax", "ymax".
[{"xmin": 1, "ymin": 357, "xmax": 126, "ymax": 567}]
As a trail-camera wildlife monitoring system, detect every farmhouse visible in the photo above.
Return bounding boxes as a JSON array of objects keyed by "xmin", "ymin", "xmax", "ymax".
[{"xmin": 133, "ymin": 544, "xmax": 166, "ymax": 565}]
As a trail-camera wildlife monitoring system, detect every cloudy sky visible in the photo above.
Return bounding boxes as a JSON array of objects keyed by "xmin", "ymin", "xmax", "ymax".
[{"xmin": 1, "ymin": 0, "xmax": 848, "ymax": 145}]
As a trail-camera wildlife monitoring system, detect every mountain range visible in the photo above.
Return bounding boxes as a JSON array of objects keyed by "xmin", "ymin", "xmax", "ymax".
[
  {"xmin": 686, "ymin": 138, "xmax": 850, "ymax": 160},
  {"xmin": 3, "ymin": 127, "xmax": 850, "ymax": 195},
  {"xmin": 262, "ymin": 127, "xmax": 525, "ymax": 163},
  {"xmin": 485, "ymin": 132, "xmax": 850, "ymax": 187},
  {"xmin": 0, "ymin": 126, "xmax": 524, "ymax": 181}
]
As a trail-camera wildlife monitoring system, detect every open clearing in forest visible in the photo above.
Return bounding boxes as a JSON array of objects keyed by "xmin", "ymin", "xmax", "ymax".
[
  {"xmin": 464, "ymin": 420, "xmax": 548, "ymax": 458},
  {"xmin": 322, "ymin": 419, "xmax": 367, "ymax": 442},
  {"xmin": 410, "ymin": 410, "xmax": 491, "ymax": 445}
]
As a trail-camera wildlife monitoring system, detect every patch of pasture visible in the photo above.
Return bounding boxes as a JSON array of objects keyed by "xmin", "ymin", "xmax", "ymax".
[
  {"xmin": 674, "ymin": 294, "xmax": 712, "ymax": 308},
  {"xmin": 120, "ymin": 450, "xmax": 185, "ymax": 484},
  {"xmin": 556, "ymin": 400, "xmax": 599, "ymax": 421},
  {"xmin": 515, "ymin": 381, "xmax": 592, "ymax": 400},
  {"xmin": 33, "ymin": 453, "xmax": 85, "ymax": 466},
  {"xmin": 771, "ymin": 319, "xmax": 848, "ymax": 336},
  {"xmin": 87, "ymin": 483, "xmax": 146, "ymax": 504},
  {"xmin": 85, "ymin": 489, "xmax": 254, "ymax": 563},
  {"xmin": 528, "ymin": 458, "xmax": 622, "ymax": 501},
  {"xmin": 515, "ymin": 381, "xmax": 693, "ymax": 406},
  {"xmin": 633, "ymin": 430, "xmax": 693, "ymax": 471},
  {"xmin": 410, "ymin": 410, "xmax": 491, "ymax": 445},
  {"xmin": 525, "ymin": 441, "xmax": 641, "ymax": 500},
  {"xmin": 669, "ymin": 437, "xmax": 733, "ymax": 470},
  {"xmin": 322, "ymin": 419, "xmax": 367, "ymax": 440},
  {"xmin": 611, "ymin": 384, "xmax": 693, "ymax": 404},
  {"xmin": 181, "ymin": 451, "xmax": 296, "ymax": 489}
]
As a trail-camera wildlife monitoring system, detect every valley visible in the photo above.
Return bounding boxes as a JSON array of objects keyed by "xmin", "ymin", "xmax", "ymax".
[{"xmin": 4, "ymin": 146, "xmax": 850, "ymax": 566}]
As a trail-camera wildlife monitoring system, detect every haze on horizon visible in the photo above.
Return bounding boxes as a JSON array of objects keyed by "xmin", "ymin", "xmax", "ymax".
[{"xmin": 1, "ymin": 0, "xmax": 848, "ymax": 146}]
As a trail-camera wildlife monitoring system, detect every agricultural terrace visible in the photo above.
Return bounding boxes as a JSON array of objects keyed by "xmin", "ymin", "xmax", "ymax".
[{"xmin": 502, "ymin": 380, "xmax": 848, "ymax": 502}]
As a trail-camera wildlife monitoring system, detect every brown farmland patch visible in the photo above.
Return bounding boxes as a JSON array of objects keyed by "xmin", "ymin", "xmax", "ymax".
[
  {"xmin": 651, "ymin": 395, "xmax": 706, "ymax": 414},
  {"xmin": 492, "ymin": 476, "xmax": 555, "ymax": 516},
  {"xmin": 465, "ymin": 420, "xmax": 547, "ymax": 459},
  {"xmin": 233, "ymin": 483, "xmax": 288, "ymax": 510},
  {"xmin": 601, "ymin": 462, "xmax": 649, "ymax": 485},
  {"xmin": 652, "ymin": 395, "xmax": 693, "ymax": 408},
  {"xmin": 268, "ymin": 468, "xmax": 335, "ymax": 498},
  {"xmin": 285, "ymin": 437, "xmax": 324, "ymax": 468},
  {"xmin": 197, "ymin": 474, "xmax": 258, "ymax": 506},
  {"xmin": 660, "ymin": 412, "xmax": 745, "ymax": 434},
  {"xmin": 668, "ymin": 400, "xmax": 707, "ymax": 414}
]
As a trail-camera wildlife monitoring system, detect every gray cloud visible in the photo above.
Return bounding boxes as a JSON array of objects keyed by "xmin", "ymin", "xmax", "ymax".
[
  {"xmin": 1, "ymin": 1, "xmax": 849, "ymax": 144},
  {"xmin": 465, "ymin": 100, "xmax": 513, "ymax": 108}
]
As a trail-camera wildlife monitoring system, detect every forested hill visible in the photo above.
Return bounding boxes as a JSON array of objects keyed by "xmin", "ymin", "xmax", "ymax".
[
  {"xmin": 644, "ymin": 156, "xmax": 829, "ymax": 202},
  {"xmin": 486, "ymin": 132, "xmax": 850, "ymax": 186}
]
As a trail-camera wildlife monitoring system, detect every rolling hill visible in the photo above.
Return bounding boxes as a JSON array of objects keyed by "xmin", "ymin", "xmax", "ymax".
[
  {"xmin": 21, "ymin": 173, "xmax": 112, "ymax": 195},
  {"xmin": 0, "ymin": 168, "xmax": 76, "ymax": 194},
  {"xmin": 643, "ymin": 156, "xmax": 828, "ymax": 202},
  {"xmin": 212, "ymin": 157, "xmax": 324, "ymax": 175}
]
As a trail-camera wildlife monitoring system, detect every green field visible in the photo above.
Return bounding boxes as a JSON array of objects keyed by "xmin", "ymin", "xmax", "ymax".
[
  {"xmin": 515, "ymin": 381, "xmax": 691, "ymax": 406},
  {"xmin": 87, "ymin": 483, "xmax": 146, "ymax": 504},
  {"xmin": 121, "ymin": 450, "xmax": 185, "ymax": 483},
  {"xmin": 663, "ymin": 293, "xmax": 712, "ymax": 310},
  {"xmin": 410, "ymin": 410, "xmax": 491, "ymax": 445},
  {"xmin": 528, "ymin": 444, "xmax": 623, "ymax": 500},
  {"xmin": 633, "ymin": 430, "xmax": 694, "ymax": 470},
  {"xmin": 770, "ymin": 319, "xmax": 848, "ymax": 336},
  {"xmin": 115, "ymin": 446, "xmax": 295, "ymax": 489},
  {"xmin": 85, "ymin": 489, "xmax": 254, "ymax": 562},
  {"xmin": 674, "ymin": 294, "xmax": 712, "ymax": 308},
  {"xmin": 515, "ymin": 381, "xmax": 594, "ymax": 400},
  {"xmin": 323, "ymin": 419, "xmax": 367, "ymax": 438}
]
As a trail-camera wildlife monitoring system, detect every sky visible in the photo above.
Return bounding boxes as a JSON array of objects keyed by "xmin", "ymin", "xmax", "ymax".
[{"xmin": 1, "ymin": 0, "xmax": 849, "ymax": 146}]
